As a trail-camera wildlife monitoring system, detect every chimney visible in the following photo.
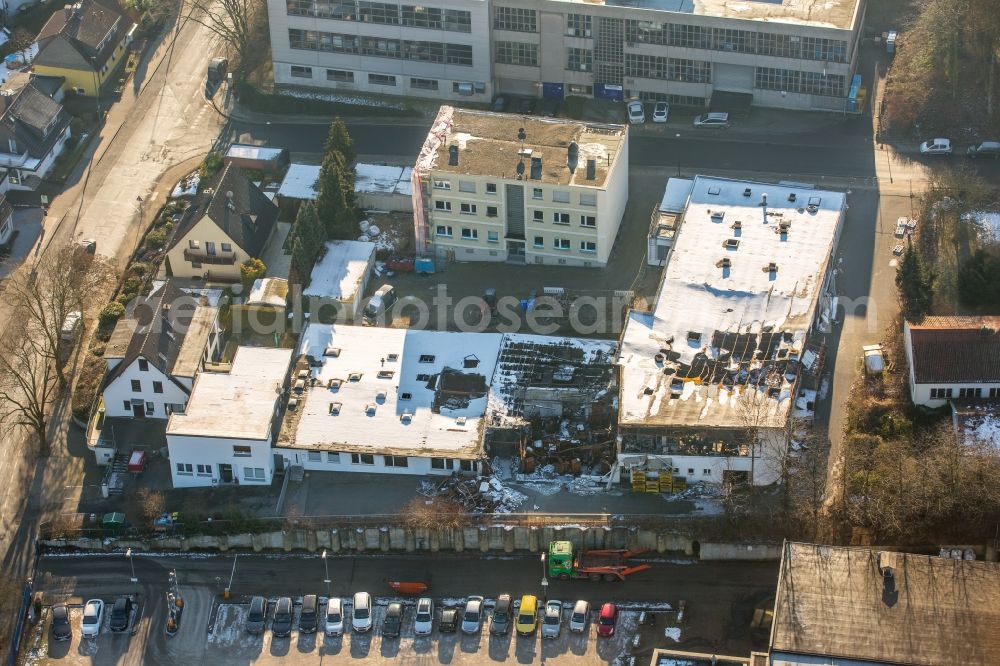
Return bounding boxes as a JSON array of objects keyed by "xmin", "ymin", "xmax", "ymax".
[
  {"xmin": 530, "ymin": 156, "xmax": 542, "ymax": 180},
  {"xmin": 585, "ymin": 159, "xmax": 596, "ymax": 181},
  {"xmin": 567, "ymin": 141, "xmax": 578, "ymax": 172},
  {"xmin": 448, "ymin": 144, "xmax": 458, "ymax": 166}
]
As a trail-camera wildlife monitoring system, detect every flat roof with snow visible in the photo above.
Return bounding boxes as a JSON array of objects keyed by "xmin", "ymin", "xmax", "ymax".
[
  {"xmin": 277, "ymin": 163, "xmax": 320, "ymax": 201},
  {"xmin": 279, "ymin": 325, "xmax": 505, "ymax": 458},
  {"xmin": 303, "ymin": 241, "xmax": 375, "ymax": 301},
  {"xmin": 355, "ymin": 163, "xmax": 413, "ymax": 196},
  {"xmin": 555, "ymin": 0, "xmax": 862, "ymax": 30},
  {"xmin": 618, "ymin": 176, "xmax": 845, "ymax": 429},
  {"xmin": 167, "ymin": 346, "xmax": 293, "ymax": 440},
  {"xmin": 225, "ymin": 144, "xmax": 286, "ymax": 162}
]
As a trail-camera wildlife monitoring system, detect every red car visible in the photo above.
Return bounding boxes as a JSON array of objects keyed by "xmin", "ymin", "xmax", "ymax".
[{"xmin": 596, "ymin": 603, "xmax": 618, "ymax": 637}]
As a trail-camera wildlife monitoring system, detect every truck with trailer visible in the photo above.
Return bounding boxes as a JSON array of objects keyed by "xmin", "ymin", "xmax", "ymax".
[{"xmin": 546, "ymin": 540, "xmax": 651, "ymax": 582}]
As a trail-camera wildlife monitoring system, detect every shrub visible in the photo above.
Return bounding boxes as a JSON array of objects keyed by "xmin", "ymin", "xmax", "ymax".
[
  {"xmin": 198, "ymin": 153, "xmax": 224, "ymax": 182},
  {"xmin": 98, "ymin": 301, "xmax": 126, "ymax": 329},
  {"xmin": 143, "ymin": 230, "xmax": 167, "ymax": 251},
  {"xmin": 240, "ymin": 257, "xmax": 267, "ymax": 293},
  {"xmin": 129, "ymin": 262, "xmax": 154, "ymax": 279}
]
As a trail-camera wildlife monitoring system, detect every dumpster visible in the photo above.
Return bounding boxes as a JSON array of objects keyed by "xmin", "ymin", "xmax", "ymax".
[{"xmin": 414, "ymin": 257, "xmax": 435, "ymax": 274}]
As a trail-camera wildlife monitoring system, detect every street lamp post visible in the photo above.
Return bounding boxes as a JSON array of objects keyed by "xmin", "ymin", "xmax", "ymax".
[
  {"xmin": 322, "ymin": 550, "xmax": 331, "ymax": 597},
  {"xmin": 540, "ymin": 552, "xmax": 548, "ymax": 605},
  {"xmin": 225, "ymin": 553, "xmax": 238, "ymax": 599},
  {"xmin": 125, "ymin": 548, "xmax": 137, "ymax": 583}
]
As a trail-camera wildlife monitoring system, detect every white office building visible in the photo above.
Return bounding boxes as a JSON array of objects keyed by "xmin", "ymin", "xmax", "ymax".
[{"xmin": 267, "ymin": 0, "xmax": 866, "ymax": 111}]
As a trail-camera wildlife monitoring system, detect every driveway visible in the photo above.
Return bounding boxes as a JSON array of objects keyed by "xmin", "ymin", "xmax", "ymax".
[{"xmin": 0, "ymin": 208, "xmax": 44, "ymax": 279}]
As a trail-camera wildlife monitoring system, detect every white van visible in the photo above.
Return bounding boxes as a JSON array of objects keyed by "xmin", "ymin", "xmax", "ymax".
[{"xmin": 60, "ymin": 311, "xmax": 82, "ymax": 342}]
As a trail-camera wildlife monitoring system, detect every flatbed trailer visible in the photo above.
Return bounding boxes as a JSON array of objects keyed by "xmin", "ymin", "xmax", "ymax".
[{"xmin": 547, "ymin": 540, "xmax": 651, "ymax": 582}]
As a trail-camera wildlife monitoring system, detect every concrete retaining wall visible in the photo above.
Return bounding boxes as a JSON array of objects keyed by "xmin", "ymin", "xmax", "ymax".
[{"xmin": 39, "ymin": 526, "xmax": 783, "ymax": 561}]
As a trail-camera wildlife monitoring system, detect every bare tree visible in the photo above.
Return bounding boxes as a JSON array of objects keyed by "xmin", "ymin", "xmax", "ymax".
[
  {"xmin": 185, "ymin": 0, "xmax": 263, "ymax": 69},
  {"xmin": 786, "ymin": 433, "xmax": 831, "ymax": 541},
  {"xmin": 0, "ymin": 319, "xmax": 61, "ymax": 455}
]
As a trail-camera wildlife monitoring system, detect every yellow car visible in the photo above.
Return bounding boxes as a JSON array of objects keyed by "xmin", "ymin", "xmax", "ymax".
[{"xmin": 516, "ymin": 595, "xmax": 538, "ymax": 635}]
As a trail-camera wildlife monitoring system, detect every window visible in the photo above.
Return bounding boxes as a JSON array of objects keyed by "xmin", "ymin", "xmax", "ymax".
[
  {"xmin": 233, "ymin": 445, "xmax": 252, "ymax": 457},
  {"xmin": 580, "ymin": 241, "xmax": 596, "ymax": 253},
  {"xmin": 196, "ymin": 464, "xmax": 212, "ymax": 476},
  {"xmin": 431, "ymin": 457, "xmax": 454, "ymax": 470},
  {"xmin": 410, "ymin": 77, "xmax": 438, "ymax": 90},
  {"xmin": 580, "ymin": 193, "xmax": 597, "ymax": 206},
  {"xmin": 532, "ymin": 188, "xmax": 543, "ymax": 200},
  {"xmin": 580, "ymin": 215, "xmax": 596, "ymax": 227},
  {"xmin": 487, "ymin": 231, "xmax": 499, "ymax": 243},
  {"xmin": 533, "ymin": 236, "xmax": 544, "ymax": 248},
  {"xmin": 568, "ymin": 84, "xmax": 592, "ymax": 95},
  {"xmin": 435, "ymin": 200, "xmax": 452, "ymax": 211},
  {"xmin": 929, "ymin": 388, "xmax": 954, "ymax": 399},
  {"xmin": 625, "ymin": 54, "xmax": 712, "ymax": 84},
  {"xmin": 131, "ymin": 380, "xmax": 141, "ymax": 392},
  {"xmin": 399, "ymin": 392, "xmax": 412, "ymax": 400},
  {"xmin": 486, "ymin": 182, "xmax": 497, "ymax": 194},
  {"xmin": 433, "ymin": 179, "xmax": 451, "ymax": 190},
  {"xmin": 368, "ymin": 73, "xmax": 396, "ymax": 86},
  {"xmin": 327, "ymin": 452, "xmax": 340, "ymax": 463},
  {"xmin": 754, "ymin": 67, "xmax": 845, "ymax": 97},
  {"xmin": 244, "ymin": 467, "xmax": 265, "ymax": 481},
  {"xmin": 687, "ymin": 468, "xmax": 695, "ymax": 475},
  {"xmin": 308, "ymin": 451, "xmax": 322, "ymax": 462},
  {"xmin": 533, "ymin": 210, "xmax": 544, "ymax": 222},
  {"xmin": 992, "ymin": 388, "xmax": 1000, "ymax": 398},
  {"xmin": 458, "ymin": 180, "xmax": 476, "ymax": 193},
  {"xmin": 486, "ymin": 206, "xmax": 498, "ymax": 218},
  {"xmin": 419, "ymin": 354, "xmax": 435, "ymax": 363},
  {"xmin": 566, "ymin": 47, "xmax": 593, "ymax": 72},
  {"xmin": 123, "ymin": 400, "xmax": 131, "ymax": 411},
  {"xmin": 495, "ymin": 41, "xmax": 538, "ymax": 66},
  {"xmin": 416, "ymin": 373, "xmax": 431, "ymax": 382},
  {"xmin": 461, "ymin": 227, "xmax": 478, "ymax": 240},
  {"xmin": 552, "ymin": 191, "xmax": 570, "ymax": 204},
  {"xmin": 566, "ymin": 13, "xmax": 591, "ymax": 37},
  {"xmin": 554, "ymin": 238, "xmax": 570, "ymax": 250},
  {"xmin": 377, "ymin": 370, "xmax": 394, "ymax": 379},
  {"xmin": 327, "ymin": 68, "xmax": 354, "ymax": 82},
  {"xmin": 494, "ymin": 6, "xmax": 536, "ymax": 32},
  {"xmin": 460, "ymin": 202, "xmax": 477, "ymax": 214},
  {"xmin": 188, "ymin": 239, "xmax": 199, "ymax": 249},
  {"xmin": 290, "ymin": 65, "xmax": 313, "ymax": 78},
  {"xmin": 435, "ymin": 225, "xmax": 453, "ymax": 237},
  {"xmin": 703, "ymin": 468, "xmax": 712, "ymax": 476},
  {"xmin": 138, "ymin": 359, "xmax": 149, "ymax": 371},
  {"xmin": 459, "ymin": 460, "xmax": 475, "ymax": 472},
  {"xmin": 553, "ymin": 212, "xmax": 570, "ymax": 224},
  {"xmin": 221, "ymin": 243, "xmax": 232, "ymax": 252},
  {"xmin": 176, "ymin": 463, "xmax": 193, "ymax": 475},
  {"xmin": 351, "ymin": 453, "xmax": 375, "ymax": 465},
  {"xmin": 384, "ymin": 455, "xmax": 409, "ymax": 467},
  {"xmin": 153, "ymin": 381, "xmax": 163, "ymax": 394},
  {"xmin": 959, "ymin": 388, "xmax": 983, "ymax": 398}
]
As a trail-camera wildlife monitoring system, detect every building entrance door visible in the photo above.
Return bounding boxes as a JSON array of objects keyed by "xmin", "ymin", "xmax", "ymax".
[{"xmin": 219, "ymin": 464, "xmax": 233, "ymax": 483}]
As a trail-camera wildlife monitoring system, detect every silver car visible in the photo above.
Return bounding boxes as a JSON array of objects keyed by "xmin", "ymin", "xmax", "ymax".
[
  {"xmin": 569, "ymin": 599, "xmax": 589, "ymax": 633},
  {"xmin": 414, "ymin": 597, "xmax": 434, "ymax": 635},
  {"xmin": 81, "ymin": 599, "xmax": 104, "ymax": 638},
  {"xmin": 461, "ymin": 596, "xmax": 484, "ymax": 634},
  {"xmin": 541, "ymin": 600, "xmax": 563, "ymax": 639}
]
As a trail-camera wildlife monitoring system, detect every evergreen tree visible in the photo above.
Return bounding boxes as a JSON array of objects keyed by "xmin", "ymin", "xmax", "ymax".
[
  {"xmin": 895, "ymin": 244, "xmax": 935, "ymax": 322},
  {"xmin": 292, "ymin": 235, "xmax": 314, "ymax": 287},
  {"xmin": 958, "ymin": 250, "xmax": 1000, "ymax": 308},
  {"xmin": 316, "ymin": 154, "xmax": 355, "ymax": 239},
  {"xmin": 290, "ymin": 202, "xmax": 326, "ymax": 283},
  {"xmin": 325, "ymin": 119, "xmax": 356, "ymax": 166}
]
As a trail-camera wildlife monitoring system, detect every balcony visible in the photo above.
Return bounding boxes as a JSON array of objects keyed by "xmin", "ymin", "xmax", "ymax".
[{"xmin": 184, "ymin": 249, "xmax": 236, "ymax": 265}]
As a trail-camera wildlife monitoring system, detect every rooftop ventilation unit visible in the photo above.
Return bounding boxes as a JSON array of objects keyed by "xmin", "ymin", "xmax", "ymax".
[
  {"xmin": 787, "ymin": 192, "xmax": 796, "ymax": 202},
  {"xmin": 400, "ymin": 411, "xmax": 413, "ymax": 423},
  {"xmin": 567, "ymin": 141, "xmax": 579, "ymax": 172},
  {"xmin": 720, "ymin": 257, "xmax": 731, "ymax": 268},
  {"xmin": 297, "ymin": 369, "xmax": 309, "ymax": 381},
  {"xmin": 287, "ymin": 397, "xmax": 298, "ymax": 411},
  {"xmin": 724, "ymin": 238, "xmax": 740, "ymax": 249},
  {"xmin": 328, "ymin": 402, "xmax": 342, "ymax": 415},
  {"xmin": 516, "ymin": 161, "xmax": 525, "ymax": 178},
  {"xmin": 448, "ymin": 144, "xmax": 459, "ymax": 166},
  {"xmin": 365, "ymin": 403, "xmax": 377, "ymax": 415},
  {"xmin": 456, "ymin": 416, "xmax": 468, "ymax": 426},
  {"xmin": 517, "ymin": 127, "xmax": 526, "ymax": 142},
  {"xmin": 328, "ymin": 378, "xmax": 342, "ymax": 390},
  {"xmin": 766, "ymin": 262, "xmax": 778, "ymax": 273},
  {"xmin": 530, "ymin": 156, "xmax": 542, "ymax": 180},
  {"xmin": 376, "ymin": 390, "xmax": 387, "ymax": 403},
  {"xmin": 743, "ymin": 187, "xmax": 752, "ymax": 197},
  {"xmin": 760, "ymin": 193, "xmax": 768, "ymax": 207},
  {"xmin": 324, "ymin": 346, "xmax": 341, "ymax": 357},
  {"xmin": 293, "ymin": 379, "xmax": 306, "ymax": 393},
  {"xmin": 586, "ymin": 159, "xmax": 596, "ymax": 180}
]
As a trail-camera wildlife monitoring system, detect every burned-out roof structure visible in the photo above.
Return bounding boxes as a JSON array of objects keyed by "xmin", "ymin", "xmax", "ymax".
[{"xmin": 771, "ymin": 542, "xmax": 1000, "ymax": 666}]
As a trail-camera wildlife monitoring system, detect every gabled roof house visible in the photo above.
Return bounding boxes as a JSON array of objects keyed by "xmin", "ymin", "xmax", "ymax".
[{"xmin": 903, "ymin": 316, "xmax": 1000, "ymax": 407}]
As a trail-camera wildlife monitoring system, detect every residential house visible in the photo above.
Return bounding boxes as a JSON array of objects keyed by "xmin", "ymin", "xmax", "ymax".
[
  {"xmin": 102, "ymin": 281, "xmax": 221, "ymax": 419},
  {"xmin": 165, "ymin": 163, "xmax": 279, "ymax": 282},
  {"xmin": 32, "ymin": 0, "xmax": 135, "ymax": 97},
  {"xmin": 413, "ymin": 106, "xmax": 628, "ymax": 266},
  {"xmin": 769, "ymin": 542, "xmax": 1000, "ymax": 666},
  {"xmin": 616, "ymin": 176, "xmax": 846, "ymax": 486},
  {"xmin": 166, "ymin": 346, "xmax": 294, "ymax": 488},
  {"xmin": 0, "ymin": 194, "xmax": 13, "ymax": 244},
  {"xmin": 0, "ymin": 77, "xmax": 72, "ymax": 189},
  {"xmin": 903, "ymin": 316, "xmax": 1000, "ymax": 407}
]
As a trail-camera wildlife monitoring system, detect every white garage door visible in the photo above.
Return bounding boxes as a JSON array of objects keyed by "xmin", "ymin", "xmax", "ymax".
[{"xmin": 713, "ymin": 63, "xmax": 754, "ymax": 93}]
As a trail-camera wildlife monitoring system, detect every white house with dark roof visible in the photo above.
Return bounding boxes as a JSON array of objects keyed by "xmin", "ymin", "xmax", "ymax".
[
  {"xmin": 0, "ymin": 76, "xmax": 72, "ymax": 190},
  {"xmin": 903, "ymin": 315, "xmax": 1000, "ymax": 408},
  {"xmin": 102, "ymin": 281, "xmax": 221, "ymax": 419}
]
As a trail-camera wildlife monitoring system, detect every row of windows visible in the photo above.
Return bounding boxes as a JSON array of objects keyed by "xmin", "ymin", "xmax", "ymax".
[
  {"xmin": 625, "ymin": 54, "xmax": 712, "ymax": 84},
  {"xmin": 122, "ymin": 399, "xmax": 184, "ymax": 414},
  {"xmin": 494, "ymin": 6, "xmax": 536, "ymax": 33},
  {"xmin": 174, "ymin": 463, "xmax": 265, "ymax": 480},
  {"xmin": 286, "ymin": 0, "xmax": 471, "ymax": 32},
  {"xmin": 635, "ymin": 91, "xmax": 707, "ymax": 106},
  {"xmin": 288, "ymin": 29, "xmax": 473, "ymax": 66},
  {"xmin": 567, "ymin": 47, "xmax": 592, "ymax": 72},
  {"xmin": 754, "ymin": 67, "xmax": 846, "ymax": 97},
  {"xmin": 495, "ymin": 41, "xmax": 537, "ymax": 67},
  {"xmin": 930, "ymin": 387, "xmax": 1000, "ymax": 399},
  {"xmin": 187, "ymin": 240, "xmax": 233, "ymax": 253},
  {"xmin": 432, "ymin": 185, "xmax": 596, "ymax": 207},
  {"xmin": 623, "ymin": 20, "xmax": 847, "ymax": 62},
  {"xmin": 566, "ymin": 13, "xmax": 591, "ymax": 37},
  {"xmin": 130, "ymin": 379, "xmax": 165, "ymax": 394},
  {"xmin": 534, "ymin": 236, "xmax": 597, "ymax": 253},
  {"xmin": 435, "ymin": 208, "xmax": 596, "ymax": 227},
  {"xmin": 302, "ymin": 450, "xmax": 476, "ymax": 471},
  {"xmin": 296, "ymin": 67, "xmax": 484, "ymax": 94}
]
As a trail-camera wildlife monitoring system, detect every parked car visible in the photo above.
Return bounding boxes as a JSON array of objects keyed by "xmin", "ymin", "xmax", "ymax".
[
  {"xmin": 489, "ymin": 594, "xmax": 512, "ymax": 636},
  {"xmin": 919, "ymin": 138, "xmax": 952, "ymax": 155},
  {"xmin": 352, "ymin": 592, "xmax": 373, "ymax": 633},
  {"xmin": 516, "ymin": 595, "xmax": 538, "ymax": 635},
  {"xmin": 491, "ymin": 95, "xmax": 509, "ymax": 113},
  {"xmin": 299, "ymin": 594, "xmax": 318, "ymax": 634},
  {"xmin": 461, "ymin": 596, "xmax": 485, "ymax": 634},
  {"xmin": 383, "ymin": 602, "xmax": 403, "ymax": 637},
  {"xmin": 627, "ymin": 100, "xmax": 645, "ymax": 124},
  {"xmin": 51, "ymin": 604, "xmax": 71, "ymax": 641},
  {"xmin": 246, "ymin": 596, "xmax": 266, "ymax": 634},
  {"xmin": 517, "ymin": 97, "xmax": 536, "ymax": 114},
  {"xmin": 693, "ymin": 112, "xmax": 731, "ymax": 129},
  {"xmin": 596, "ymin": 602, "xmax": 618, "ymax": 637},
  {"xmin": 271, "ymin": 597, "xmax": 293, "ymax": 637},
  {"xmin": 109, "ymin": 597, "xmax": 133, "ymax": 633},
  {"xmin": 362, "ymin": 284, "xmax": 397, "ymax": 326},
  {"xmin": 325, "ymin": 597, "xmax": 344, "ymax": 636},
  {"xmin": 414, "ymin": 597, "xmax": 434, "ymax": 635},
  {"xmin": 207, "ymin": 57, "xmax": 228, "ymax": 83},
  {"xmin": 77, "ymin": 238, "xmax": 97, "ymax": 254},
  {"xmin": 81, "ymin": 599, "xmax": 104, "ymax": 638},
  {"xmin": 540, "ymin": 98, "xmax": 560, "ymax": 117},
  {"xmin": 652, "ymin": 102, "xmax": 670, "ymax": 123},
  {"xmin": 569, "ymin": 599, "xmax": 590, "ymax": 633},
  {"xmin": 439, "ymin": 607, "xmax": 460, "ymax": 632},
  {"xmin": 967, "ymin": 140, "xmax": 1000, "ymax": 158},
  {"xmin": 59, "ymin": 311, "xmax": 82, "ymax": 342},
  {"xmin": 541, "ymin": 600, "xmax": 563, "ymax": 639}
]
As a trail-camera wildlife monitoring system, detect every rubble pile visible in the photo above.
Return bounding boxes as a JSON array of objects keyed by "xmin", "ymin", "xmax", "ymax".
[{"xmin": 418, "ymin": 475, "xmax": 527, "ymax": 514}]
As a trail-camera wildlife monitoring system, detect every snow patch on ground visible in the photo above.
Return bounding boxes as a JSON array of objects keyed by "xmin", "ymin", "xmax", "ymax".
[
  {"xmin": 171, "ymin": 171, "xmax": 200, "ymax": 198},
  {"xmin": 278, "ymin": 87, "xmax": 408, "ymax": 109},
  {"xmin": 664, "ymin": 626, "xmax": 682, "ymax": 641}
]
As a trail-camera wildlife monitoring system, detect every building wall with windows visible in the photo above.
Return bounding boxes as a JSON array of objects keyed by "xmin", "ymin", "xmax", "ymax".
[
  {"xmin": 274, "ymin": 447, "xmax": 483, "ymax": 476},
  {"xmin": 268, "ymin": 0, "xmax": 493, "ymax": 102},
  {"xmin": 168, "ymin": 434, "xmax": 274, "ymax": 489},
  {"xmin": 102, "ymin": 358, "xmax": 190, "ymax": 419}
]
